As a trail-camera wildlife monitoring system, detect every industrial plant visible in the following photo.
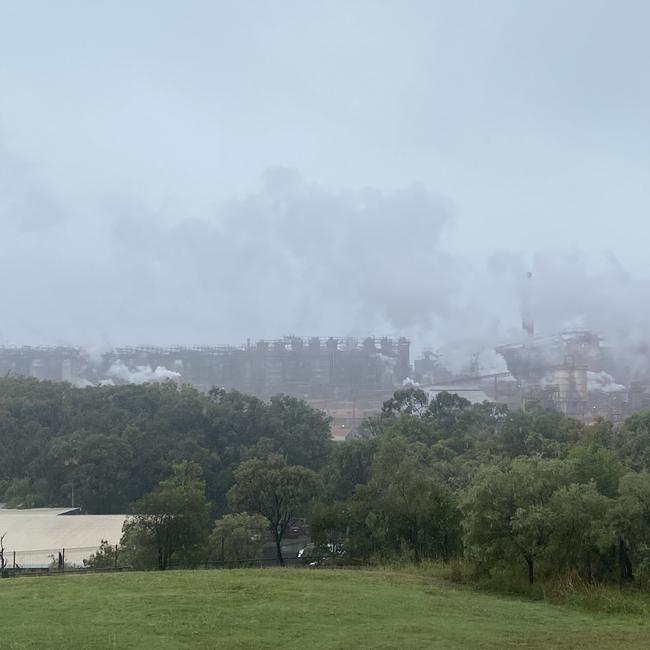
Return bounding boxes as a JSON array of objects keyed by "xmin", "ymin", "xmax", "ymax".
[
  {"xmin": 1, "ymin": 325, "xmax": 649, "ymax": 434},
  {"xmin": 415, "ymin": 329, "xmax": 645, "ymax": 424},
  {"xmin": 0, "ymin": 337, "xmax": 410, "ymax": 398}
]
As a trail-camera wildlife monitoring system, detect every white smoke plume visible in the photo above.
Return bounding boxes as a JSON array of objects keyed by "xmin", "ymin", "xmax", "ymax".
[
  {"xmin": 587, "ymin": 371, "xmax": 626, "ymax": 394},
  {"xmin": 106, "ymin": 361, "xmax": 181, "ymax": 385}
]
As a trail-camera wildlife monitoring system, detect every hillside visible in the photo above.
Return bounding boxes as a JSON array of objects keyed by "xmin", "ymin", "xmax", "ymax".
[{"xmin": 0, "ymin": 569, "xmax": 647, "ymax": 649}]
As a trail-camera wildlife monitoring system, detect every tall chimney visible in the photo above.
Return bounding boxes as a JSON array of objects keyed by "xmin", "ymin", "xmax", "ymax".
[{"xmin": 522, "ymin": 271, "xmax": 534, "ymax": 337}]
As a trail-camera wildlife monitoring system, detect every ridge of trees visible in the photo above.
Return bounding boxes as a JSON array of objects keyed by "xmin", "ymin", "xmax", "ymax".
[
  {"xmin": 4, "ymin": 377, "xmax": 650, "ymax": 586},
  {"xmin": 0, "ymin": 378, "xmax": 331, "ymax": 514}
]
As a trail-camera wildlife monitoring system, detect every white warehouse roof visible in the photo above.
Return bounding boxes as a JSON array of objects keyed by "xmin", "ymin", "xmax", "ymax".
[{"xmin": 0, "ymin": 507, "xmax": 128, "ymax": 567}]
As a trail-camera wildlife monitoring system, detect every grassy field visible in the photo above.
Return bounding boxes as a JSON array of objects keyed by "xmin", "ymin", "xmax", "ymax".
[{"xmin": 0, "ymin": 569, "xmax": 648, "ymax": 649}]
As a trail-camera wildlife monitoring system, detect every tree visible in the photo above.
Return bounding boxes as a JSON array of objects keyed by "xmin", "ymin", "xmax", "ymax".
[
  {"xmin": 367, "ymin": 389, "xmax": 506, "ymax": 457},
  {"xmin": 611, "ymin": 472, "xmax": 650, "ymax": 582},
  {"xmin": 0, "ymin": 378, "xmax": 333, "ymax": 517},
  {"xmin": 228, "ymin": 455, "xmax": 320, "ymax": 565},
  {"xmin": 56, "ymin": 432, "xmax": 134, "ymax": 512},
  {"xmin": 381, "ymin": 387, "xmax": 429, "ymax": 417},
  {"xmin": 493, "ymin": 408, "xmax": 583, "ymax": 460},
  {"xmin": 546, "ymin": 483, "xmax": 611, "ymax": 582},
  {"xmin": 615, "ymin": 412, "xmax": 650, "ymax": 471},
  {"xmin": 312, "ymin": 435, "xmax": 461, "ymax": 563},
  {"xmin": 209, "ymin": 513, "xmax": 268, "ymax": 565},
  {"xmin": 322, "ymin": 437, "xmax": 378, "ymax": 500},
  {"xmin": 309, "ymin": 501, "xmax": 350, "ymax": 556},
  {"xmin": 462, "ymin": 457, "xmax": 572, "ymax": 583},
  {"xmin": 426, "ymin": 391, "xmax": 472, "ymax": 420},
  {"xmin": 356, "ymin": 435, "xmax": 460, "ymax": 562},
  {"xmin": 568, "ymin": 444, "xmax": 624, "ymax": 497},
  {"xmin": 84, "ymin": 539, "xmax": 119, "ymax": 569},
  {"xmin": 122, "ymin": 461, "xmax": 210, "ymax": 570},
  {"xmin": 265, "ymin": 394, "xmax": 333, "ymax": 470}
]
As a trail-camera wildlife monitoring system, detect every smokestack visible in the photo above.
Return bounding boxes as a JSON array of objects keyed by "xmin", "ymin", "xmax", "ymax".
[{"xmin": 522, "ymin": 271, "xmax": 534, "ymax": 337}]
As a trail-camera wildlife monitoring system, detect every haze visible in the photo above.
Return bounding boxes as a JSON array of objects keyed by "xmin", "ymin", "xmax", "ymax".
[{"xmin": 1, "ymin": 0, "xmax": 649, "ymax": 355}]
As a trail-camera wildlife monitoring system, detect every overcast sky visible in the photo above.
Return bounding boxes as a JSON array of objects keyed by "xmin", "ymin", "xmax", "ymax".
[{"xmin": 1, "ymin": 1, "xmax": 649, "ymax": 354}]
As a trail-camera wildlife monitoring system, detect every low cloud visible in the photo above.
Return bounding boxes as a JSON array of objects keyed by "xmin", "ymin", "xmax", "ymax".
[{"xmin": 1, "ymin": 146, "xmax": 649, "ymax": 371}]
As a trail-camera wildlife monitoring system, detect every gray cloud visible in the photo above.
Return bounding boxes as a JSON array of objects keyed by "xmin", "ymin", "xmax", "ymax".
[
  {"xmin": 0, "ymin": 151, "xmax": 457, "ymax": 345},
  {"xmin": 0, "ymin": 1, "xmax": 649, "ymax": 361},
  {"xmin": 1, "ymin": 143, "xmax": 648, "ymax": 365}
]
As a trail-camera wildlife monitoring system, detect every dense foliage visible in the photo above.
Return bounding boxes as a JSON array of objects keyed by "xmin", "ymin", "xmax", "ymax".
[
  {"xmin": 0, "ymin": 377, "xmax": 332, "ymax": 514},
  {"xmin": 312, "ymin": 388, "xmax": 650, "ymax": 586},
  {"xmin": 5, "ymin": 376, "xmax": 650, "ymax": 587}
]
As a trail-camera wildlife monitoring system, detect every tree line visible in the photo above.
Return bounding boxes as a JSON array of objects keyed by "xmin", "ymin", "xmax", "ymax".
[
  {"xmin": 3, "ymin": 377, "xmax": 650, "ymax": 586},
  {"xmin": 0, "ymin": 377, "xmax": 330, "ymax": 514}
]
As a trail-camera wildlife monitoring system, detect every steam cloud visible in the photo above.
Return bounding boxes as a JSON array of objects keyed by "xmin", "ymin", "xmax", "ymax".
[
  {"xmin": 1, "ymin": 143, "xmax": 649, "ymax": 365},
  {"xmin": 105, "ymin": 361, "xmax": 181, "ymax": 385}
]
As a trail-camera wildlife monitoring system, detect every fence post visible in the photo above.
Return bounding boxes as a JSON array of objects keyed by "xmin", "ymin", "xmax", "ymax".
[
  {"xmin": 62, "ymin": 548, "xmax": 65, "ymax": 572},
  {"xmin": 114, "ymin": 545, "xmax": 118, "ymax": 570},
  {"xmin": 13, "ymin": 551, "xmax": 16, "ymax": 569}
]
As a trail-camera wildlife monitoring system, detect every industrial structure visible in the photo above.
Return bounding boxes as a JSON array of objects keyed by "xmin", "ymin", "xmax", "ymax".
[
  {"xmin": 412, "ymin": 329, "xmax": 649, "ymax": 423},
  {"xmin": 0, "ymin": 337, "xmax": 410, "ymax": 400},
  {"xmin": 2, "ymin": 326, "xmax": 650, "ymax": 427},
  {"xmin": 495, "ymin": 330, "xmax": 597, "ymax": 419},
  {"xmin": 412, "ymin": 271, "xmax": 650, "ymax": 423}
]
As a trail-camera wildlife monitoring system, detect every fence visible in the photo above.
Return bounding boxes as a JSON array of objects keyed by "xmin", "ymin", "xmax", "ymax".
[
  {"xmin": 0, "ymin": 546, "xmax": 103, "ymax": 572},
  {"xmin": 0, "ymin": 545, "xmax": 354, "ymax": 579}
]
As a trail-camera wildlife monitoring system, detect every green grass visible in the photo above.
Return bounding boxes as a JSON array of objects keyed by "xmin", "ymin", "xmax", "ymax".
[{"xmin": 0, "ymin": 569, "xmax": 648, "ymax": 649}]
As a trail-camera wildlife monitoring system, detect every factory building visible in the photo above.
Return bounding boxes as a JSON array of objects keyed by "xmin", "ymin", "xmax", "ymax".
[
  {"xmin": 0, "ymin": 336, "xmax": 411, "ymax": 400},
  {"xmin": 3, "ymin": 329, "xmax": 649, "ymax": 425}
]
